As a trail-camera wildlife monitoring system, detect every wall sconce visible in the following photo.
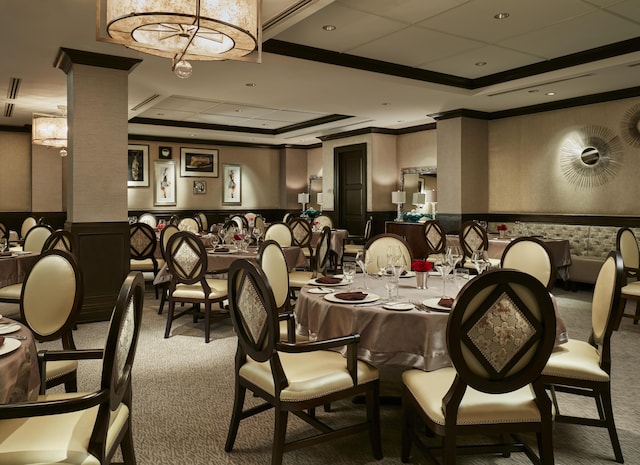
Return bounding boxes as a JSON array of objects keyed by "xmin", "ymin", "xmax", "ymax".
[
  {"xmin": 298, "ymin": 192, "xmax": 310, "ymax": 214},
  {"xmin": 392, "ymin": 190, "xmax": 406, "ymax": 222},
  {"xmin": 32, "ymin": 105, "xmax": 68, "ymax": 157}
]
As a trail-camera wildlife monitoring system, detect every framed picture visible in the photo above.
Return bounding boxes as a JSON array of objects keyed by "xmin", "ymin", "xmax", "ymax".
[
  {"xmin": 180, "ymin": 147, "xmax": 218, "ymax": 177},
  {"xmin": 222, "ymin": 164, "xmax": 241, "ymax": 205},
  {"xmin": 159, "ymin": 146, "xmax": 172, "ymax": 159},
  {"xmin": 154, "ymin": 161, "xmax": 176, "ymax": 206},
  {"xmin": 193, "ymin": 180, "xmax": 207, "ymax": 195},
  {"xmin": 417, "ymin": 178, "xmax": 424, "ymax": 193},
  {"xmin": 127, "ymin": 144, "xmax": 149, "ymax": 187}
]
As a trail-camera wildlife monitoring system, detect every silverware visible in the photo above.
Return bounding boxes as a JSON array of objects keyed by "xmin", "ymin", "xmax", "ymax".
[
  {"xmin": 410, "ymin": 301, "xmax": 431, "ymax": 312},
  {"xmin": 3, "ymin": 335, "xmax": 26, "ymax": 340}
]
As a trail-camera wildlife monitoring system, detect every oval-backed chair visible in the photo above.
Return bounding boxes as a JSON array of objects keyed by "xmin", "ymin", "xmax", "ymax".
[
  {"xmin": 314, "ymin": 215, "xmax": 333, "ymax": 229},
  {"xmin": 459, "ymin": 220, "xmax": 501, "ymax": 270},
  {"xmin": 501, "ymin": 236, "xmax": 556, "ymax": 291},
  {"xmin": 289, "ymin": 226, "xmax": 332, "ymax": 294},
  {"xmin": 614, "ymin": 227, "xmax": 640, "ymax": 327},
  {"xmin": 138, "ymin": 212, "xmax": 157, "ymax": 229},
  {"xmin": 129, "ymin": 222, "xmax": 162, "ymax": 298},
  {"xmin": 363, "ymin": 233, "xmax": 412, "ymax": 274},
  {"xmin": 264, "ymin": 222, "xmax": 293, "ymax": 247},
  {"xmin": 22, "ymin": 224, "xmax": 53, "ymax": 253},
  {"xmin": 178, "ymin": 216, "xmax": 200, "ymax": 233},
  {"xmin": 288, "ymin": 217, "xmax": 314, "ymax": 268},
  {"xmin": 157, "ymin": 224, "xmax": 180, "ymax": 314},
  {"xmin": 20, "ymin": 216, "xmax": 39, "ymax": 240},
  {"xmin": 42, "ymin": 229, "xmax": 76, "ymax": 254}
]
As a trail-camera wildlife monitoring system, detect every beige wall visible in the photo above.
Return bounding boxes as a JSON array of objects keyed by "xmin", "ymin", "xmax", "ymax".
[
  {"xmin": 0, "ymin": 132, "xmax": 31, "ymax": 212},
  {"xmin": 488, "ymin": 96, "xmax": 640, "ymax": 215},
  {"xmin": 32, "ymin": 145, "xmax": 64, "ymax": 212}
]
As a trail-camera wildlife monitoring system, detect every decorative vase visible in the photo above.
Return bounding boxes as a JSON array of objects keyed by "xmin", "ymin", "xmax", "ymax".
[
  {"xmin": 415, "ymin": 272, "xmax": 427, "ymax": 289},
  {"xmin": 499, "ymin": 230, "xmax": 506, "ymax": 238}
]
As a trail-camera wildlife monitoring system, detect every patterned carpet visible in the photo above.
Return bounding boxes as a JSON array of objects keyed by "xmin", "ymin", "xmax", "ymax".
[{"xmin": 6, "ymin": 285, "xmax": 640, "ymax": 465}]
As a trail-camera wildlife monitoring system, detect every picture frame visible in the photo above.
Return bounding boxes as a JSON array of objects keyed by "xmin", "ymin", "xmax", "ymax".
[
  {"xmin": 193, "ymin": 180, "xmax": 207, "ymax": 195},
  {"xmin": 180, "ymin": 147, "xmax": 218, "ymax": 177},
  {"xmin": 159, "ymin": 146, "xmax": 172, "ymax": 159},
  {"xmin": 127, "ymin": 144, "xmax": 149, "ymax": 187},
  {"xmin": 154, "ymin": 161, "xmax": 177, "ymax": 206},
  {"xmin": 222, "ymin": 164, "xmax": 241, "ymax": 205}
]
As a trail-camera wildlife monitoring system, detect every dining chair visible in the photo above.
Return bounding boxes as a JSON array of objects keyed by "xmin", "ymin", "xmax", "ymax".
[
  {"xmin": 614, "ymin": 227, "xmax": 640, "ymax": 327},
  {"xmin": 138, "ymin": 212, "xmax": 158, "ymax": 228},
  {"xmin": 157, "ymin": 223, "xmax": 180, "ymax": 315},
  {"xmin": 0, "ymin": 271, "xmax": 144, "ymax": 465},
  {"xmin": 42, "ymin": 228, "xmax": 76, "ymax": 253},
  {"xmin": 501, "ymin": 236, "xmax": 556, "ymax": 291},
  {"xmin": 363, "ymin": 233, "xmax": 412, "ymax": 273},
  {"xmin": 224, "ymin": 259, "xmax": 382, "ymax": 465},
  {"xmin": 314, "ymin": 214, "xmax": 333, "ymax": 229},
  {"xmin": 244, "ymin": 212, "xmax": 257, "ymax": 227},
  {"xmin": 129, "ymin": 222, "xmax": 162, "ymax": 298},
  {"xmin": 0, "ymin": 222, "xmax": 7, "ymax": 240},
  {"xmin": 289, "ymin": 226, "xmax": 332, "ymax": 293},
  {"xmin": 422, "ymin": 219, "xmax": 446, "ymax": 259},
  {"xmin": 20, "ymin": 249, "xmax": 83, "ymax": 393},
  {"xmin": 22, "ymin": 223, "xmax": 53, "ymax": 253},
  {"xmin": 282, "ymin": 212, "xmax": 293, "ymax": 223},
  {"xmin": 195, "ymin": 211, "xmax": 208, "ymax": 231},
  {"xmin": 288, "ymin": 217, "xmax": 314, "ymax": 268},
  {"xmin": 20, "ymin": 216, "xmax": 39, "ymax": 239},
  {"xmin": 230, "ymin": 214, "xmax": 249, "ymax": 231},
  {"xmin": 178, "ymin": 216, "xmax": 200, "ymax": 233},
  {"xmin": 254, "ymin": 215, "xmax": 266, "ymax": 238},
  {"xmin": 541, "ymin": 251, "xmax": 625, "ymax": 463},
  {"xmin": 459, "ymin": 220, "xmax": 501, "ymax": 270},
  {"xmin": 342, "ymin": 216, "xmax": 373, "ymax": 267},
  {"xmin": 401, "ymin": 268, "xmax": 557, "ymax": 465},
  {"xmin": 164, "ymin": 231, "xmax": 229, "ymax": 343},
  {"xmin": 264, "ymin": 222, "xmax": 293, "ymax": 247}
]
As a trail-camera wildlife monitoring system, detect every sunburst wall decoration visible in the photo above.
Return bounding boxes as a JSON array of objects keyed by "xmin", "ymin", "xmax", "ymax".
[
  {"xmin": 620, "ymin": 103, "xmax": 640, "ymax": 148},
  {"xmin": 560, "ymin": 125, "xmax": 623, "ymax": 189}
]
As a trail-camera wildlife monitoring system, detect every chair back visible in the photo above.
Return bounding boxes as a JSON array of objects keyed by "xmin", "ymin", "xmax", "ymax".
[
  {"xmin": 129, "ymin": 222, "xmax": 158, "ymax": 262},
  {"xmin": 20, "ymin": 216, "xmax": 38, "ymax": 239},
  {"xmin": 591, "ymin": 252, "xmax": 624, "ymax": 353},
  {"xmin": 138, "ymin": 213, "xmax": 157, "ymax": 229},
  {"xmin": 165, "ymin": 231, "xmax": 208, "ymax": 286},
  {"xmin": 159, "ymin": 224, "xmax": 180, "ymax": 260},
  {"xmin": 23, "ymin": 224, "xmax": 53, "ymax": 253},
  {"xmin": 244, "ymin": 212, "xmax": 257, "ymax": 228},
  {"xmin": 314, "ymin": 215, "xmax": 333, "ymax": 229},
  {"xmin": 228, "ymin": 259, "xmax": 278, "ymax": 364},
  {"xmin": 289, "ymin": 217, "xmax": 313, "ymax": 250},
  {"xmin": 616, "ymin": 227, "xmax": 639, "ymax": 281},
  {"xmin": 363, "ymin": 216, "xmax": 373, "ymax": 242},
  {"xmin": 364, "ymin": 233, "xmax": 412, "ymax": 273},
  {"xmin": 42, "ymin": 229, "xmax": 76, "ymax": 253},
  {"xmin": 501, "ymin": 237, "xmax": 555, "ymax": 290},
  {"xmin": 265, "ymin": 222, "xmax": 293, "ymax": 247},
  {"xmin": 178, "ymin": 217, "xmax": 200, "ymax": 233},
  {"xmin": 257, "ymin": 240, "xmax": 290, "ymax": 311},
  {"xmin": 20, "ymin": 249, "xmax": 83, "ymax": 345},
  {"xmin": 283, "ymin": 212, "xmax": 293, "ymax": 223},
  {"xmin": 422, "ymin": 220, "xmax": 446, "ymax": 256},
  {"xmin": 0, "ymin": 222, "xmax": 7, "ymax": 240},
  {"xmin": 254, "ymin": 215, "xmax": 266, "ymax": 236},
  {"xmin": 195, "ymin": 212, "xmax": 208, "ymax": 231},
  {"xmin": 231, "ymin": 215, "xmax": 249, "ymax": 231},
  {"xmin": 314, "ymin": 226, "xmax": 332, "ymax": 274},
  {"xmin": 448, "ymin": 268, "xmax": 556, "ymax": 394},
  {"xmin": 459, "ymin": 220, "xmax": 489, "ymax": 259},
  {"xmin": 169, "ymin": 214, "xmax": 180, "ymax": 226}
]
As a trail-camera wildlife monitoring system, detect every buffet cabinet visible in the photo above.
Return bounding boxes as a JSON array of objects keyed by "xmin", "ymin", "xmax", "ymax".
[{"xmin": 385, "ymin": 221, "xmax": 429, "ymax": 259}]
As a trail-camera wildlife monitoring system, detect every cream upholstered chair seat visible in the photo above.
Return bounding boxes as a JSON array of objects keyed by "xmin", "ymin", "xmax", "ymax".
[
  {"xmin": 240, "ymin": 350, "xmax": 378, "ymax": 402},
  {"xmin": 288, "ymin": 269, "xmax": 324, "ymax": 288},
  {"xmin": 0, "ymin": 284, "xmax": 21, "ymax": 301},
  {"xmin": 288, "ymin": 226, "xmax": 332, "ymax": 291},
  {"xmin": 403, "ymin": 367, "xmax": 543, "ymax": 426},
  {"xmin": 171, "ymin": 279, "xmax": 227, "ymax": 300},
  {"xmin": 543, "ymin": 339, "xmax": 609, "ymax": 381}
]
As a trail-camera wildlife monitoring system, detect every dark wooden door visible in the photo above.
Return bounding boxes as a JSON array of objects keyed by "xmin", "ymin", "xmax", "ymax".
[{"xmin": 336, "ymin": 143, "xmax": 367, "ymax": 235}]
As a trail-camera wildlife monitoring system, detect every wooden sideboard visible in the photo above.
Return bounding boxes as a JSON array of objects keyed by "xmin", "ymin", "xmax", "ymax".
[{"xmin": 385, "ymin": 221, "xmax": 428, "ymax": 259}]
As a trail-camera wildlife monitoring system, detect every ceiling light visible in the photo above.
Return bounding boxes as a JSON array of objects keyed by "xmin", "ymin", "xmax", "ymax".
[
  {"xmin": 475, "ymin": 61, "xmax": 487, "ymax": 67},
  {"xmin": 32, "ymin": 105, "xmax": 68, "ymax": 157},
  {"xmin": 97, "ymin": 0, "xmax": 262, "ymax": 78},
  {"xmin": 322, "ymin": 25, "xmax": 336, "ymax": 31},
  {"xmin": 546, "ymin": 92, "xmax": 556, "ymax": 96},
  {"xmin": 494, "ymin": 12, "xmax": 509, "ymax": 19}
]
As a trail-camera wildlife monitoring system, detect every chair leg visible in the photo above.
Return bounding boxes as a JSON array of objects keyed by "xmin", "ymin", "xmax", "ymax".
[
  {"xmin": 120, "ymin": 420, "xmax": 137, "ymax": 465},
  {"xmin": 225, "ymin": 382, "xmax": 247, "ymax": 452},
  {"xmin": 272, "ymin": 408, "xmax": 289, "ymax": 465},
  {"xmin": 401, "ymin": 393, "xmax": 414, "ymax": 463},
  {"xmin": 367, "ymin": 382, "xmax": 383, "ymax": 460},
  {"xmin": 158, "ymin": 284, "xmax": 167, "ymax": 315},
  {"xmin": 537, "ymin": 427, "xmax": 555, "ymax": 465},
  {"xmin": 164, "ymin": 301, "xmax": 175, "ymax": 338},
  {"xmin": 204, "ymin": 304, "xmax": 211, "ymax": 343},
  {"xmin": 600, "ymin": 388, "xmax": 624, "ymax": 463}
]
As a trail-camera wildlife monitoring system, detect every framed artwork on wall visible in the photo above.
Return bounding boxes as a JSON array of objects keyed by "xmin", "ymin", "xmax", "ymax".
[
  {"xmin": 159, "ymin": 146, "xmax": 172, "ymax": 159},
  {"xmin": 127, "ymin": 144, "xmax": 149, "ymax": 187},
  {"xmin": 222, "ymin": 164, "xmax": 241, "ymax": 205},
  {"xmin": 154, "ymin": 161, "xmax": 177, "ymax": 206},
  {"xmin": 180, "ymin": 147, "xmax": 218, "ymax": 177},
  {"xmin": 193, "ymin": 180, "xmax": 207, "ymax": 195}
]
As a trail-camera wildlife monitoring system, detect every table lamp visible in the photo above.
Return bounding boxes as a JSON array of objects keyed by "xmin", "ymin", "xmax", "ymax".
[
  {"xmin": 425, "ymin": 189, "xmax": 437, "ymax": 218},
  {"xmin": 317, "ymin": 193, "xmax": 324, "ymax": 212},
  {"xmin": 392, "ymin": 190, "xmax": 406, "ymax": 222},
  {"xmin": 412, "ymin": 192, "xmax": 426, "ymax": 210},
  {"xmin": 298, "ymin": 192, "xmax": 310, "ymax": 214}
]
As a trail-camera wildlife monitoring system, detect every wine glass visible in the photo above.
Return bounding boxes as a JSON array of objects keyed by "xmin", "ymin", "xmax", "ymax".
[
  {"xmin": 471, "ymin": 249, "xmax": 489, "ymax": 274},
  {"xmin": 343, "ymin": 262, "xmax": 356, "ymax": 290},
  {"xmin": 383, "ymin": 264, "xmax": 398, "ymax": 302},
  {"xmin": 434, "ymin": 253, "xmax": 451, "ymax": 298},
  {"xmin": 386, "ymin": 245, "xmax": 402, "ymax": 266},
  {"xmin": 446, "ymin": 246, "xmax": 462, "ymax": 269},
  {"xmin": 252, "ymin": 226, "xmax": 262, "ymax": 245},
  {"xmin": 355, "ymin": 251, "xmax": 369, "ymax": 289},
  {"xmin": 0, "ymin": 237, "xmax": 7, "ymax": 254},
  {"xmin": 393, "ymin": 255, "xmax": 407, "ymax": 299}
]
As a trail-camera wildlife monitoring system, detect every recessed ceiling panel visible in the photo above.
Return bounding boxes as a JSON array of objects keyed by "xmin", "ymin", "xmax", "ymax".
[
  {"xmin": 336, "ymin": 0, "xmax": 469, "ymax": 24},
  {"xmin": 151, "ymin": 96, "xmax": 222, "ymax": 112}
]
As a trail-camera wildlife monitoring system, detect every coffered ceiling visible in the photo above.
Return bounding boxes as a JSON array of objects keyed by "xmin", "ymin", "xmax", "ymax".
[{"xmin": 1, "ymin": 0, "xmax": 639, "ymax": 146}]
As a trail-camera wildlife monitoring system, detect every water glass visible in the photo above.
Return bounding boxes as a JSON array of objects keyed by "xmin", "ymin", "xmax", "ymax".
[
  {"xmin": 343, "ymin": 262, "xmax": 356, "ymax": 290},
  {"xmin": 383, "ymin": 265, "xmax": 398, "ymax": 302}
]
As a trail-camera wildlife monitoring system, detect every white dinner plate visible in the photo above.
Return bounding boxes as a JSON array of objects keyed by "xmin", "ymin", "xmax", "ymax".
[
  {"xmin": 324, "ymin": 292, "xmax": 380, "ymax": 304},
  {"xmin": 0, "ymin": 338, "xmax": 21, "ymax": 356},
  {"xmin": 422, "ymin": 298, "xmax": 453, "ymax": 312},
  {"xmin": 307, "ymin": 287, "xmax": 333, "ymax": 294},
  {"xmin": 0, "ymin": 324, "xmax": 21, "ymax": 335},
  {"xmin": 308, "ymin": 278, "xmax": 347, "ymax": 287},
  {"xmin": 382, "ymin": 302, "xmax": 415, "ymax": 311},
  {"xmin": 399, "ymin": 271, "xmax": 416, "ymax": 278}
]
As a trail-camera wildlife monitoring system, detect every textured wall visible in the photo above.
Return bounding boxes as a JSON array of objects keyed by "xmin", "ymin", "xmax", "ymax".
[{"xmin": 0, "ymin": 131, "xmax": 30, "ymax": 211}]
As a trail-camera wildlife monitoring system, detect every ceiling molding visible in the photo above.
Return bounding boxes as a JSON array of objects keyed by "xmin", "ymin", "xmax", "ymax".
[{"xmin": 127, "ymin": 132, "xmax": 320, "ymax": 150}]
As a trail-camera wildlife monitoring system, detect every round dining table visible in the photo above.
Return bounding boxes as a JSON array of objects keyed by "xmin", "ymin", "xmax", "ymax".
[{"xmin": 0, "ymin": 317, "xmax": 40, "ymax": 403}]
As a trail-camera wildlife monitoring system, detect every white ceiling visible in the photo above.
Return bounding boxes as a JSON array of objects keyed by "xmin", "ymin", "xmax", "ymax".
[{"xmin": 1, "ymin": 0, "xmax": 639, "ymax": 146}]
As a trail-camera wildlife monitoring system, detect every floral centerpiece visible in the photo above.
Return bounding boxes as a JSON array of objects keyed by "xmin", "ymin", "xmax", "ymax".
[
  {"xmin": 411, "ymin": 260, "xmax": 433, "ymax": 272},
  {"xmin": 497, "ymin": 224, "xmax": 508, "ymax": 238}
]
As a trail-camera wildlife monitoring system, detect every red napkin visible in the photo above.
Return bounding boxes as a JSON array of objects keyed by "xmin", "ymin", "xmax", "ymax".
[
  {"xmin": 438, "ymin": 297, "xmax": 454, "ymax": 308},
  {"xmin": 334, "ymin": 291, "xmax": 368, "ymax": 301},
  {"xmin": 215, "ymin": 247, "xmax": 229, "ymax": 253},
  {"xmin": 316, "ymin": 276, "xmax": 342, "ymax": 284}
]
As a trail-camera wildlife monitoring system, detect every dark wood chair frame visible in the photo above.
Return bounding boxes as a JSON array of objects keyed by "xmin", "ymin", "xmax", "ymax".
[
  {"xmin": 225, "ymin": 259, "xmax": 383, "ymax": 465},
  {"xmin": 614, "ymin": 227, "xmax": 640, "ymax": 327},
  {"xmin": 402, "ymin": 269, "xmax": 557, "ymax": 465},
  {"xmin": 342, "ymin": 216, "xmax": 373, "ymax": 266},
  {"xmin": 541, "ymin": 251, "xmax": 625, "ymax": 463},
  {"xmin": 501, "ymin": 236, "xmax": 556, "ymax": 291},
  {"xmin": 458, "ymin": 220, "xmax": 489, "ymax": 260},
  {"xmin": 42, "ymin": 229, "xmax": 76, "ymax": 253},
  {"xmin": 422, "ymin": 220, "xmax": 446, "ymax": 256},
  {"xmin": 288, "ymin": 217, "xmax": 314, "ymax": 267},
  {"xmin": 157, "ymin": 224, "xmax": 180, "ymax": 315},
  {"xmin": 129, "ymin": 222, "xmax": 160, "ymax": 298},
  {"xmin": 164, "ymin": 231, "xmax": 229, "ymax": 343}
]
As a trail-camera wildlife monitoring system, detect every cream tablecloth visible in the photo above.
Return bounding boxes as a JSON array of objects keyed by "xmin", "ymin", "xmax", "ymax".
[{"xmin": 0, "ymin": 318, "xmax": 40, "ymax": 403}]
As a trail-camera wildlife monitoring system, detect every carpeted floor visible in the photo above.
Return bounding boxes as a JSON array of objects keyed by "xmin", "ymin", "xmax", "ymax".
[{"xmin": 4, "ymin": 284, "xmax": 640, "ymax": 464}]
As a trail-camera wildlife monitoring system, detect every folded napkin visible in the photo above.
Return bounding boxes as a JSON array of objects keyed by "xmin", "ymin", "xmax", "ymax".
[
  {"xmin": 438, "ymin": 297, "xmax": 454, "ymax": 308},
  {"xmin": 0, "ymin": 251, "xmax": 10, "ymax": 257},
  {"xmin": 334, "ymin": 291, "xmax": 368, "ymax": 301},
  {"xmin": 316, "ymin": 276, "xmax": 342, "ymax": 284},
  {"xmin": 215, "ymin": 247, "xmax": 229, "ymax": 253}
]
